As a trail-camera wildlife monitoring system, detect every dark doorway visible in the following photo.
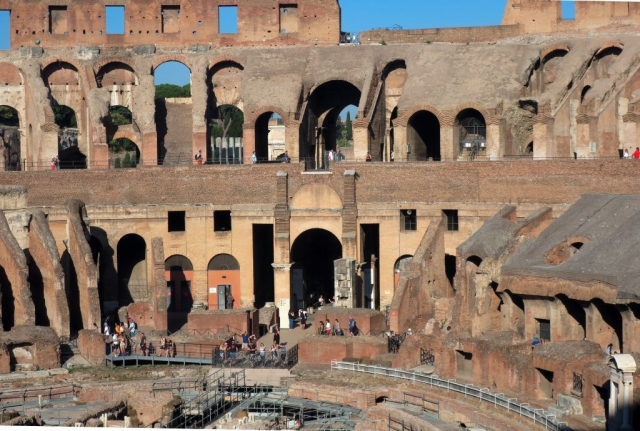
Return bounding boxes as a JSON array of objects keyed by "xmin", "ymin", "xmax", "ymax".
[
  {"xmin": 445, "ymin": 253, "xmax": 457, "ymax": 290},
  {"xmin": 25, "ymin": 250, "xmax": 47, "ymax": 327},
  {"xmin": 0, "ymin": 265, "xmax": 14, "ymax": 331},
  {"xmin": 165, "ymin": 255, "xmax": 193, "ymax": 331},
  {"xmin": 407, "ymin": 111, "xmax": 440, "ymax": 161},
  {"xmin": 290, "ymin": 229, "xmax": 342, "ymax": 309},
  {"xmin": 89, "ymin": 228, "xmax": 118, "ymax": 317},
  {"xmin": 117, "ymin": 234, "xmax": 147, "ymax": 307},
  {"xmin": 255, "ymin": 112, "xmax": 285, "ymax": 163},
  {"xmin": 360, "ymin": 224, "xmax": 380, "ymax": 309},
  {"xmin": 0, "ymin": 105, "xmax": 21, "ymax": 171},
  {"xmin": 252, "ymin": 224, "xmax": 274, "ymax": 307}
]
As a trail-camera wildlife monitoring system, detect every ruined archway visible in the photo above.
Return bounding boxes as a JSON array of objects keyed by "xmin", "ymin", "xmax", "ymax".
[
  {"xmin": 393, "ymin": 255, "xmax": 413, "ymax": 291},
  {"xmin": 165, "ymin": 255, "xmax": 193, "ymax": 330},
  {"xmin": 207, "ymin": 254, "xmax": 240, "ymax": 310},
  {"xmin": 54, "ymin": 105, "xmax": 86, "ymax": 169},
  {"xmin": 109, "ymin": 138, "xmax": 140, "ymax": 168},
  {"xmin": 154, "ymin": 61, "xmax": 192, "ymax": 165},
  {"xmin": 407, "ymin": 110, "xmax": 440, "ymax": 161},
  {"xmin": 290, "ymin": 229, "xmax": 342, "ymax": 310},
  {"xmin": 455, "ymin": 109, "xmax": 486, "ymax": 159},
  {"xmin": 382, "ymin": 60, "xmax": 407, "ymax": 161},
  {"xmin": 301, "ymin": 80, "xmax": 361, "ymax": 168},
  {"xmin": 117, "ymin": 234, "xmax": 147, "ymax": 307},
  {"xmin": 207, "ymin": 61, "xmax": 244, "ymax": 164},
  {"xmin": 525, "ymin": 47, "xmax": 569, "ymax": 97},
  {"xmin": 96, "ymin": 62, "xmax": 138, "ymax": 106},
  {"xmin": 255, "ymin": 111, "xmax": 286, "ymax": 162},
  {"xmin": 0, "ymin": 105, "xmax": 21, "ymax": 171}
]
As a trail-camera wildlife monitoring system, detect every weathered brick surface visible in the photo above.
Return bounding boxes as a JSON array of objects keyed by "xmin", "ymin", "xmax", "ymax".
[
  {"xmin": 187, "ymin": 309, "xmax": 257, "ymax": 334},
  {"xmin": 78, "ymin": 329, "xmax": 107, "ymax": 366},
  {"xmin": 361, "ymin": 24, "xmax": 522, "ymax": 45},
  {"xmin": 298, "ymin": 336, "xmax": 387, "ymax": 364}
]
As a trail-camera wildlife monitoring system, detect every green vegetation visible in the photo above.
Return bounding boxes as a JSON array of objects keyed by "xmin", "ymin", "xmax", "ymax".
[
  {"xmin": 53, "ymin": 105, "xmax": 77, "ymax": 128},
  {"xmin": 0, "ymin": 106, "xmax": 19, "ymax": 127},
  {"xmin": 336, "ymin": 111, "xmax": 354, "ymax": 148},
  {"xmin": 155, "ymin": 83, "xmax": 191, "ymax": 99},
  {"xmin": 108, "ymin": 138, "xmax": 135, "ymax": 153},
  {"xmin": 380, "ymin": 40, "xmax": 387, "ymax": 46},
  {"xmin": 211, "ymin": 105, "xmax": 244, "ymax": 139},
  {"xmin": 109, "ymin": 106, "xmax": 133, "ymax": 126}
]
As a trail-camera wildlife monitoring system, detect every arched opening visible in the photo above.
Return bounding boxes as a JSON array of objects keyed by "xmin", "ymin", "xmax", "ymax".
[
  {"xmin": 108, "ymin": 105, "xmax": 132, "ymax": 126},
  {"xmin": 154, "ymin": 61, "xmax": 192, "ymax": 165},
  {"xmin": 580, "ymin": 86, "xmax": 592, "ymax": 104},
  {"xmin": 61, "ymin": 250, "xmax": 82, "ymax": 334},
  {"xmin": 290, "ymin": 229, "xmax": 342, "ymax": 311},
  {"xmin": 117, "ymin": 234, "xmax": 147, "ymax": 307},
  {"xmin": 407, "ymin": 110, "xmax": 440, "ymax": 161},
  {"xmin": 165, "ymin": 255, "xmax": 193, "ymax": 331},
  {"xmin": 333, "ymin": 105, "xmax": 354, "ymax": 161},
  {"xmin": 301, "ymin": 80, "xmax": 361, "ymax": 169},
  {"xmin": 210, "ymin": 105, "xmax": 244, "ymax": 164},
  {"xmin": 456, "ymin": 109, "xmax": 486, "ymax": 158},
  {"xmin": 109, "ymin": 138, "xmax": 140, "ymax": 168},
  {"xmin": 594, "ymin": 46, "xmax": 622, "ymax": 78},
  {"xmin": 255, "ymin": 112, "xmax": 285, "ymax": 162},
  {"xmin": 53, "ymin": 105, "xmax": 85, "ymax": 169},
  {"xmin": 0, "ymin": 105, "xmax": 20, "ymax": 171},
  {"xmin": 382, "ymin": 61, "xmax": 407, "ymax": 162},
  {"xmin": 96, "ymin": 62, "xmax": 138, "ymax": 104},
  {"xmin": 526, "ymin": 49, "xmax": 569, "ymax": 96},
  {"xmin": 393, "ymin": 255, "xmax": 413, "ymax": 291},
  {"xmin": 207, "ymin": 254, "xmax": 240, "ymax": 310},
  {"xmin": 445, "ymin": 253, "xmax": 457, "ymax": 290},
  {"xmin": 0, "ymin": 263, "xmax": 14, "ymax": 330},
  {"xmin": 207, "ymin": 61, "xmax": 244, "ymax": 164}
]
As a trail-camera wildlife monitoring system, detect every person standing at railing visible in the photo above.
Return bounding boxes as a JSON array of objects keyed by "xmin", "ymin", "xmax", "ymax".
[
  {"xmin": 252, "ymin": 151, "xmax": 257, "ymax": 164},
  {"xmin": 633, "ymin": 147, "xmax": 640, "ymax": 160},
  {"xmin": 139, "ymin": 333, "xmax": 148, "ymax": 356},
  {"xmin": 195, "ymin": 150, "xmax": 203, "ymax": 165},
  {"xmin": 258, "ymin": 343, "xmax": 266, "ymax": 359}
]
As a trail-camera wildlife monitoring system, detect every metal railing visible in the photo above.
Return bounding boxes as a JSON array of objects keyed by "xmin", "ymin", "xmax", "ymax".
[
  {"xmin": 419, "ymin": 348, "xmax": 435, "ymax": 366},
  {"xmin": 151, "ymin": 378, "xmax": 204, "ymax": 397},
  {"xmin": 0, "ymin": 384, "xmax": 77, "ymax": 408},
  {"xmin": 388, "ymin": 333, "xmax": 406, "ymax": 354},
  {"xmin": 331, "ymin": 361, "xmax": 572, "ymax": 431},
  {"xmin": 211, "ymin": 344, "xmax": 298, "ymax": 370},
  {"xmin": 388, "ymin": 414, "xmax": 419, "ymax": 431}
]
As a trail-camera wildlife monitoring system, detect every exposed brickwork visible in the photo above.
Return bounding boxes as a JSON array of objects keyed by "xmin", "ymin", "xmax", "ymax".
[
  {"xmin": 298, "ymin": 336, "xmax": 387, "ymax": 365},
  {"xmin": 77, "ymin": 329, "xmax": 107, "ymax": 366},
  {"xmin": 187, "ymin": 309, "xmax": 257, "ymax": 334},
  {"xmin": 360, "ymin": 24, "xmax": 522, "ymax": 45}
]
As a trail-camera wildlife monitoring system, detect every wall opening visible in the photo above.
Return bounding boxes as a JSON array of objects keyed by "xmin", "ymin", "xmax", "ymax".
[
  {"xmin": 0, "ymin": 105, "xmax": 20, "ymax": 171},
  {"xmin": 335, "ymin": 106, "xmax": 355, "ymax": 160},
  {"xmin": 116, "ymin": 234, "xmax": 147, "ymax": 307},
  {"xmin": 161, "ymin": 5, "xmax": 180, "ymax": 34},
  {"xmin": 456, "ymin": 350, "xmax": 473, "ymax": 380},
  {"xmin": 0, "ymin": 11, "xmax": 9, "ymax": 50},
  {"xmin": 165, "ymin": 255, "xmax": 193, "ymax": 331},
  {"xmin": 218, "ymin": 6, "xmax": 238, "ymax": 34},
  {"xmin": 168, "ymin": 211, "xmax": 186, "ymax": 232},
  {"xmin": 400, "ymin": 209, "xmax": 416, "ymax": 232},
  {"xmin": 109, "ymin": 138, "xmax": 139, "ymax": 168},
  {"xmin": 456, "ymin": 109, "xmax": 486, "ymax": 157},
  {"xmin": 210, "ymin": 105, "xmax": 244, "ymax": 164},
  {"xmin": 207, "ymin": 61, "xmax": 244, "ymax": 163},
  {"xmin": 61, "ymin": 250, "xmax": 82, "ymax": 334},
  {"xmin": 407, "ymin": 110, "xmax": 440, "ymax": 161},
  {"xmin": 279, "ymin": 5, "xmax": 298, "ymax": 34},
  {"xmin": 207, "ymin": 254, "xmax": 240, "ymax": 310},
  {"xmin": 49, "ymin": 6, "xmax": 68, "ymax": 35},
  {"xmin": 536, "ymin": 318, "xmax": 551, "ymax": 341},
  {"xmin": 537, "ymin": 368, "xmax": 554, "ymax": 399},
  {"xmin": 54, "ymin": 105, "xmax": 85, "ymax": 169},
  {"xmin": 445, "ymin": 254, "xmax": 456, "ymax": 290},
  {"xmin": 360, "ymin": 224, "xmax": 380, "ymax": 309},
  {"xmin": 25, "ymin": 250, "xmax": 47, "ymax": 327},
  {"xmin": 252, "ymin": 224, "xmax": 274, "ymax": 308},
  {"xmin": 214, "ymin": 210, "xmax": 232, "ymax": 232},
  {"xmin": 0, "ymin": 265, "xmax": 14, "ymax": 330},
  {"xmin": 105, "ymin": 6, "xmax": 125, "ymax": 35},
  {"xmin": 290, "ymin": 229, "xmax": 342, "ymax": 310},
  {"xmin": 393, "ymin": 255, "xmax": 412, "ymax": 296},
  {"xmin": 255, "ymin": 112, "xmax": 285, "ymax": 162},
  {"xmin": 443, "ymin": 209, "xmax": 459, "ymax": 231},
  {"xmin": 561, "ymin": 1, "xmax": 576, "ymax": 21}
]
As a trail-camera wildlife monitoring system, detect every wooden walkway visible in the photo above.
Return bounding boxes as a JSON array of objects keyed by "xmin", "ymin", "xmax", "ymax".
[{"xmin": 105, "ymin": 354, "xmax": 214, "ymax": 367}]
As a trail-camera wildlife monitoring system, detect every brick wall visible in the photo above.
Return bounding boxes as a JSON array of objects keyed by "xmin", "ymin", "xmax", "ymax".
[
  {"xmin": 187, "ymin": 309, "xmax": 255, "ymax": 334},
  {"xmin": 360, "ymin": 24, "xmax": 522, "ymax": 45},
  {"xmin": 0, "ymin": 0, "xmax": 339, "ymax": 49},
  {"xmin": 78, "ymin": 329, "xmax": 107, "ymax": 366},
  {"xmin": 298, "ymin": 336, "xmax": 387, "ymax": 364}
]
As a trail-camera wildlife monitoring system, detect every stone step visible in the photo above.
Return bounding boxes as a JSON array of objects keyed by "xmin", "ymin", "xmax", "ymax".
[{"xmin": 557, "ymin": 393, "xmax": 583, "ymax": 415}]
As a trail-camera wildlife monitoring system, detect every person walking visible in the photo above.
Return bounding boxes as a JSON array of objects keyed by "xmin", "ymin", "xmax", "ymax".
[
  {"xmin": 288, "ymin": 309, "xmax": 296, "ymax": 329},
  {"xmin": 633, "ymin": 147, "xmax": 640, "ymax": 160},
  {"xmin": 252, "ymin": 151, "xmax": 257, "ymax": 164},
  {"xmin": 195, "ymin": 150, "xmax": 203, "ymax": 165}
]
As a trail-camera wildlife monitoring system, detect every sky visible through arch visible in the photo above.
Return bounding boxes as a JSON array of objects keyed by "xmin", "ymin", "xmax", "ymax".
[{"xmin": 0, "ymin": 1, "xmax": 577, "ymax": 117}]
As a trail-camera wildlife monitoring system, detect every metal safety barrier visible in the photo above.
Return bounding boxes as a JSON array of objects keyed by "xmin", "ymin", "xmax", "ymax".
[{"xmin": 331, "ymin": 361, "xmax": 572, "ymax": 431}]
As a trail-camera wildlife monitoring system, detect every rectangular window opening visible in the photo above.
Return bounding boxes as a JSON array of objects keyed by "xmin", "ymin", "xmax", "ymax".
[
  {"xmin": 443, "ymin": 209, "xmax": 459, "ymax": 232},
  {"xmin": 218, "ymin": 5, "xmax": 238, "ymax": 34},
  {"xmin": 168, "ymin": 211, "xmax": 186, "ymax": 232},
  {"xmin": 400, "ymin": 210, "xmax": 417, "ymax": 232},
  {"xmin": 536, "ymin": 318, "xmax": 551, "ymax": 341},
  {"xmin": 106, "ymin": 5, "xmax": 125, "ymax": 35},
  {"xmin": 279, "ymin": 4, "xmax": 298, "ymax": 34},
  {"xmin": 161, "ymin": 5, "xmax": 180, "ymax": 34},
  {"xmin": 49, "ymin": 6, "xmax": 68, "ymax": 35},
  {"xmin": 214, "ymin": 210, "xmax": 232, "ymax": 232},
  {"xmin": 561, "ymin": 1, "xmax": 575, "ymax": 21},
  {"xmin": 0, "ymin": 10, "xmax": 10, "ymax": 50}
]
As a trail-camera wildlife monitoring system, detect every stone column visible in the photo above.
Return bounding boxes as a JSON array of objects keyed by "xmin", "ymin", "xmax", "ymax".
[
  {"xmin": 342, "ymin": 170, "xmax": 358, "ymax": 260},
  {"xmin": 190, "ymin": 61, "xmax": 208, "ymax": 164},
  {"xmin": 352, "ymin": 118, "xmax": 370, "ymax": 162},
  {"xmin": 393, "ymin": 125, "xmax": 407, "ymax": 162},
  {"xmin": 439, "ymin": 113, "xmax": 455, "ymax": 161},
  {"xmin": 485, "ymin": 116, "xmax": 502, "ymax": 160},
  {"xmin": 575, "ymin": 113, "xmax": 591, "ymax": 158},
  {"xmin": 242, "ymin": 123, "xmax": 255, "ymax": 164},
  {"xmin": 608, "ymin": 354, "xmax": 637, "ymax": 431},
  {"xmin": 532, "ymin": 115, "xmax": 551, "ymax": 159},
  {"xmin": 272, "ymin": 263, "xmax": 293, "ymax": 328},
  {"xmin": 286, "ymin": 120, "xmax": 300, "ymax": 162}
]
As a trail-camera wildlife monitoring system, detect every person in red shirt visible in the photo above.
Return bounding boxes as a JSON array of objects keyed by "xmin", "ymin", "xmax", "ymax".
[{"xmin": 633, "ymin": 147, "xmax": 640, "ymax": 160}]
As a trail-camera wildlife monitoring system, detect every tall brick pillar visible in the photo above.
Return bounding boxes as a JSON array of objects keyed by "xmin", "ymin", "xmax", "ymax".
[
  {"xmin": 243, "ymin": 123, "xmax": 255, "ymax": 164},
  {"xmin": 286, "ymin": 120, "xmax": 300, "ymax": 162},
  {"xmin": 486, "ymin": 116, "xmax": 502, "ymax": 160},
  {"xmin": 532, "ymin": 102, "xmax": 553, "ymax": 159},
  {"xmin": 273, "ymin": 171, "xmax": 291, "ymax": 327},
  {"xmin": 352, "ymin": 118, "xmax": 369, "ymax": 162},
  {"xmin": 393, "ymin": 125, "xmax": 407, "ymax": 162},
  {"xmin": 150, "ymin": 237, "xmax": 167, "ymax": 332},
  {"xmin": 440, "ymin": 113, "xmax": 455, "ymax": 161},
  {"xmin": 342, "ymin": 170, "xmax": 358, "ymax": 260},
  {"xmin": 141, "ymin": 132, "xmax": 158, "ymax": 166},
  {"xmin": 191, "ymin": 63, "xmax": 208, "ymax": 164}
]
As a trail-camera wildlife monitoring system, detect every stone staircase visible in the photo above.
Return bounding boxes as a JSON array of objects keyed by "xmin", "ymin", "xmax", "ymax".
[{"xmin": 60, "ymin": 342, "xmax": 90, "ymax": 369}]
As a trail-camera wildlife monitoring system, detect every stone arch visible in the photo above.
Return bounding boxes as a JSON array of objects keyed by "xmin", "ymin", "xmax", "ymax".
[
  {"xmin": 0, "ymin": 63, "xmax": 24, "ymax": 86},
  {"xmin": 207, "ymin": 254, "xmax": 240, "ymax": 309},
  {"xmin": 151, "ymin": 55, "xmax": 192, "ymax": 73},
  {"xmin": 395, "ymin": 105, "xmax": 444, "ymax": 127},
  {"xmin": 95, "ymin": 61, "xmax": 138, "ymax": 87},
  {"xmin": 595, "ymin": 41, "xmax": 624, "ymax": 58},
  {"xmin": 290, "ymin": 228, "xmax": 343, "ymax": 312},
  {"xmin": 406, "ymin": 110, "xmax": 441, "ymax": 161},
  {"xmin": 209, "ymin": 57, "xmax": 245, "ymax": 72},
  {"xmin": 308, "ymin": 76, "xmax": 363, "ymax": 96},
  {"xmin": 540, "ymin": 44, "xmax": 570, "ymax": 63},
  {"xmin": 94, "ymin": 58, "xmax": 138, "ymax": 79},
  {"xmin": 394, "ymin": 254, "xmax": 413, "ymax": 290},
  {"xmin": 290, "ymin": 183, "xmax": 342, "ymax": 210},
  {"xmin": 455, "ymin": 107, "xmax": 487, "ymax": 158},
  {"xmin": 112, "ymin": 129, "xmax": 138, "ymax": 143},
  {"xmin": 116, "ymin": 234, "xmax": 147, "ymax": 307},
  {"xmin": 254, "ymin": 109, "xmax": 288, "ymax": 162},
  {"xmin": 41, "ymin": 60, "xmax": 82, "ymax": 86},
  {"xmin": 301, "ymin": 79, "xmax": 362, "ymax": 164},
  {"xmin": 249, "ymin": 106, "xmax": 290, "ymax": 128},
  {"xmin": 381, "ymin": 59, "xmax": 407, "ymax": 80}
]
